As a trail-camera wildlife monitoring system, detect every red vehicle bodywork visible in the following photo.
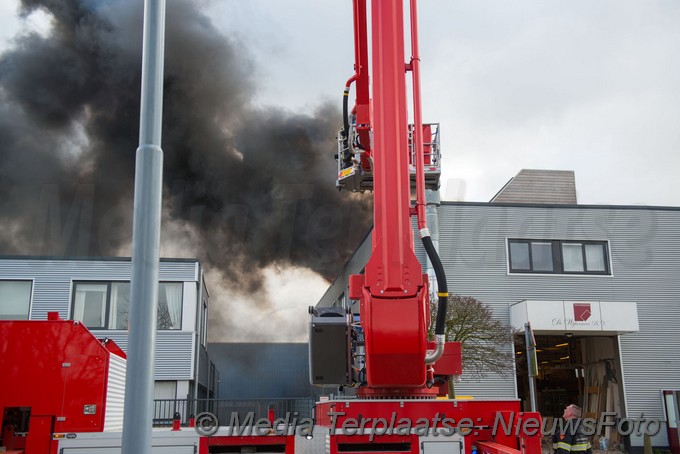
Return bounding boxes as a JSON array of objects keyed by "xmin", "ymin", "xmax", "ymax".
[{"xmin": 0, "ymin": 315, "xmax": 126, "ymax": 453}]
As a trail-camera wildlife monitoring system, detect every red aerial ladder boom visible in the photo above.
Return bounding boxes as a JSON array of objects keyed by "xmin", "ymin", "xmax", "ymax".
[
  {"xmin": 310, "ymin": 1, "xmax": 543, "ymax": 453},
  {"xmin": 349, "ymin": 0, "xmax": 443, "ymax": 395},
  {"xmin": 318, "ymin": 0, "xmax": 451, "ymax": 399}
]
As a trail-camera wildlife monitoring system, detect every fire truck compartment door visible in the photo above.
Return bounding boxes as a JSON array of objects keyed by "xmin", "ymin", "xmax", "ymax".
[
  {"xmin": 60, "ymin": 447, "xmax": 195, "ymax": 453},
  {"xmin": 421, "ymin": 440, "xmax": 463, "ymax": 454}
]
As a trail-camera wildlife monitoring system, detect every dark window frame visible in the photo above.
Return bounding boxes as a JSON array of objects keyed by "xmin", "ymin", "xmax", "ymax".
[
  {"xmin": 508, "ymin": 239, "xmax": 611, "ymax": 275},
  {"xmin": 71, "ymin": 280, "xmax": 183, "ymax": 330}
]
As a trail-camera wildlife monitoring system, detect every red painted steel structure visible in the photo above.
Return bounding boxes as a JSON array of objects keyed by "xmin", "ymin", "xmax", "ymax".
[
  {"xmin": 347, "ymin": 0, "xmax": 372, "ymax": 173},
  {"xmin": 196, "ymin": 404, "xmax": 296, "ymax": 453},
  {"xmin": 330, "ymin": 434, "xmax": 420, "ymax": 454},
  {"xmin": 319, "ymin": 1, "xmax": 543, "ymax": 453},
  {"xmin": 1, "ymin": 318, "xmax": 297, "ymax": 453},
  {"xmin": 351, "ymin": 0, "xmax": 429, "ymax": 395},
  {"xmin": 316, "ymin": 400, "xmax": 542, "ymax": 454},
  {"xmin": 0, "ymin": 316, "xmax": 126, "ymax": 453},
  {"xmin": 199, "ymin": 435, "xmax": 295, "ymax": 454}
]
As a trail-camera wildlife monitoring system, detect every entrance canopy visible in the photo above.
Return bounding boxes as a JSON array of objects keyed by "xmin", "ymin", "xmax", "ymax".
[{"xmin": 510, "ymin": 300, "xmax": 639, "ymax": 335}]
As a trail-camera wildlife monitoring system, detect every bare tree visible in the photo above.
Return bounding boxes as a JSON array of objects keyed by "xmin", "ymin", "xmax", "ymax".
[{"xmin": 430, "ymin": 295, "xmax": 516, "ymax": 395}]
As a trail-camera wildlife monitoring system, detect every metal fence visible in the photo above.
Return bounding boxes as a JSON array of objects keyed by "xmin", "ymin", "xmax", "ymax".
[{"xmin": 152, "ymin": 398, "xmax": 316, "ymax": 427}]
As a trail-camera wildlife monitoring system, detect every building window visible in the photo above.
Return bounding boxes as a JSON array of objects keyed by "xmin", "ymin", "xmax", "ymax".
[
  {"xmin": 508, "ymin": 239, "xmax": 610, "ymax": 275},
  {"xmin": 158, "ymin": 283, "xmax": 183, "ymax": 330},
  {"xmin": 72, "ymin": 282, "xmax": 183, "ymax": 329},
  {"xmin": 73, "ymin": 283, "xmax": 108, "ymax": 329},
  {"xmin": 0, "ymin": 280, "xmax": 32, "ymax": 320},
  {"xmin": 110, "ymin": 283, "xmax": 130, "ymax": 330}
]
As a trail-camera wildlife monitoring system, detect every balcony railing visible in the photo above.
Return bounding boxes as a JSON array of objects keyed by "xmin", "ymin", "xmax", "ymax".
[{"xmin": 152, "ymin": 398, "xmax": 316, "ymax": 427}]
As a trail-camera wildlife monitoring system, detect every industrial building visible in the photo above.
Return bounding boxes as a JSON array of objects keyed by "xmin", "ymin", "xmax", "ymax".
[
  {"xmin": 0, "ymin": 256, "xmax": 217, "ymax": 404},
  {"xmin": 316, "ymin": 170, "xmax": 680, "ymax": 452}
]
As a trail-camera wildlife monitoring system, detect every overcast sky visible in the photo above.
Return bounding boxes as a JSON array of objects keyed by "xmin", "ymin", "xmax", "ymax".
[
  {"xmin": 2, "ymin": 0, "xmax": 679, "ymax": 206},
  {"xmin": 207, "ymin": 0, "xmax": 680, "ymax": 206}
]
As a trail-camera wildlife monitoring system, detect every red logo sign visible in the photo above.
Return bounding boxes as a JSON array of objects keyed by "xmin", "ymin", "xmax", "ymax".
[{"xmin": 573, "ymin": 303, "xmax": 592, "ymax": 322}]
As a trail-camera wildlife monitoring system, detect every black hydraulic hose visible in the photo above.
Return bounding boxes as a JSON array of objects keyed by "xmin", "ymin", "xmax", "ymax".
[{"xmin": 422, "ymin": 235, "xmax": 448, "ymax": 335}]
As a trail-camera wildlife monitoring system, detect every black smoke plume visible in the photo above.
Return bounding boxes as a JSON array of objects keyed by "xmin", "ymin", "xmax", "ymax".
[{"xmin": 0, "ymin": 0, "xmax": 372, "ymax": 304}]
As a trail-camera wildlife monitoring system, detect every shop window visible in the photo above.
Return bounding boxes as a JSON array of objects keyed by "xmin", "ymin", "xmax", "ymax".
[
  {"xmin": 72, "ymin": 281, "xmax": 183, "ymax": 329},
  {"xmin": 508, "ymin": 239, "xmax": 610, "ymax": 275}
]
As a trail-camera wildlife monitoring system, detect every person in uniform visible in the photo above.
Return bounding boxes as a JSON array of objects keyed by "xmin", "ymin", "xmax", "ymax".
[{"xmin": 554, "ymin": 404, "xmax": 592, "ymax": 454}]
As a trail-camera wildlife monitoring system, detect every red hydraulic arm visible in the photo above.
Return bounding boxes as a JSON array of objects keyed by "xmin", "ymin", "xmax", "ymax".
[
  {"xmin": 315, "ymin": 4, "xmax": 544, "ymax": 452},
  {"xmin": 345, "ymin": 0, "xmax": 448, "ymax": 397},
  {"xmin": 342, "ymin": 0, "xmax": 372, "ymax": 172}
]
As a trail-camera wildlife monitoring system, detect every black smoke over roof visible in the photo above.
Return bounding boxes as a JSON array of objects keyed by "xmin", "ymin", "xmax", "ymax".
[{"xmin": 0, "ymin": 0, "xmax": 371, "ymax": 298}]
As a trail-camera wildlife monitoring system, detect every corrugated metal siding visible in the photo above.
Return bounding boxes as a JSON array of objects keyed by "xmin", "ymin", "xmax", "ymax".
[
  {"xmin": 437, "ymin": 203, "xmax": 680, "ymax": 424},
  {"xmin": 412, "ymin": 216, "xmax": 428, "ymax": 267},
  {"xmin": 156, "ymin": 331, "xmax": 195, "ymax": 380},
  {"xmin": 103, "ymin": 353, "xmax": 126, "ymax": 432},
  {"xmin": 158, "ymin": 261, "xmax": 200, "ymax": 281},
  {"xmin": 0, "ymin": 257, "xmax": 198, "ymax": 320},
  {"xmin": 96, "ymin": 331, "xmax": 195, "ymax": 380}
]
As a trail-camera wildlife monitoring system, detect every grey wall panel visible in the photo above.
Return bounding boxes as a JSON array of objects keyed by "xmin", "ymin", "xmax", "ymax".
[
  {"xmin": 158, "ymin": 261, "xmax": 199, "ymax": 282},
  {"xmin": 454, "ymin": 374, "xmax": 517, "ymax": 400},
  {"xmin": 99, "ymin": 331, "xmax": 195, "ymax": 380},
  {"xmin": 437, "ymin": 203, "xmax": 680, "ymax": 425},
  {"xmin": 412, "ymin": 216, "xmax": 428, "ymax": 267},
  {"xmin": 154, "ymin": 331, "xmax": 195, "ymax": 380}
]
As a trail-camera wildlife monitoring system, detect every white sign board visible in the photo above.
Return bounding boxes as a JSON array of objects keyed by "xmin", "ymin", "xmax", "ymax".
[
  {"xmin": 510, "ymin": 300, "xmax": 564, "ymax": 331},
  {"xmin": 510, "ymin": 300, "xmax": 639, "ymax": 335},
  {"xmin": 600, "ymin": 301, "xmax": 640, "ymax": 332}
]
